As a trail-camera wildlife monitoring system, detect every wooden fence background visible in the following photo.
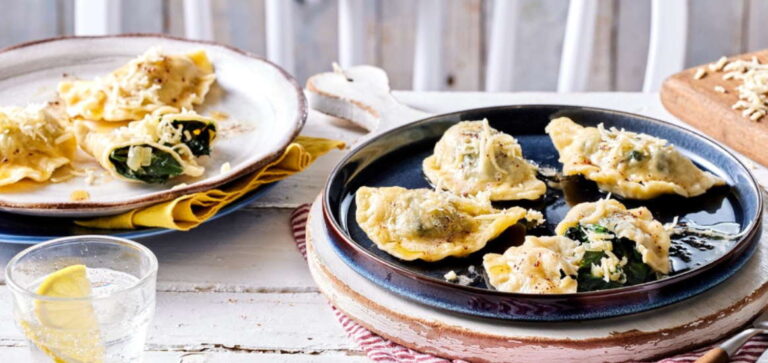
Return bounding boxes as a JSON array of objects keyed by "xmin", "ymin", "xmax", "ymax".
[{"xmin": 1, "ymin": 0, "xmax": 765, "ymax": 91}]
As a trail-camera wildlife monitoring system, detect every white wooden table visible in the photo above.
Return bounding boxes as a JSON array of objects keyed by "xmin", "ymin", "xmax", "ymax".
[{"xmin": 1, "ymin": 92, "xmax": 766, "ymax": 362}]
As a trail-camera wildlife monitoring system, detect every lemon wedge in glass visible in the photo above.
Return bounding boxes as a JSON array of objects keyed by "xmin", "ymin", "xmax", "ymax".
[{"xmin": 21, "ymin": 264, "xmax": 104, "ymax": 363}]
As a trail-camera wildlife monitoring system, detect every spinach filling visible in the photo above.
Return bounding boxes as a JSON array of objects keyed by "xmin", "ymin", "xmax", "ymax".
[
  {"xmin": 170, "ymin": 120, "xmax": 216, "ymax": 156},
  {"xmin": 565, "ymin": 224, "xmax": 655, "ymax": 292},
  {"xmin": 109, "ymin": 145, "xmax": 184, "ymax": 184},
  {"xmin": 627, "ymin": 149, "xmax": 644, "ymax": 162}
]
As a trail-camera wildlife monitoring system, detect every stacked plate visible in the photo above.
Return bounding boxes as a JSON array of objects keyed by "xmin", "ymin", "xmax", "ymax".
[{"xmin": 0, "ymin": 35, "xmax": 306, "ymax": 243}]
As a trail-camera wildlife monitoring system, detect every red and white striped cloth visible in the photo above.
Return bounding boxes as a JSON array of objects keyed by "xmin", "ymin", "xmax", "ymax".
[{"xmin": 290, "ymin": 204, "xmax": 768, "ymax": 363}]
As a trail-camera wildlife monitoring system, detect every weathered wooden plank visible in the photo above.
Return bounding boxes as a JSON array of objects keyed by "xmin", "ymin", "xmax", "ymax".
[
  {"xmin": 614, "ymin": 0, "xmax": 650, "ymax": 91},
  {"xmin": 144, "ymin": 208, "xmax": 319, "ymax": 291},
  {"xmin": 0, "ymin": 290, "xmax": 360, "ymax": 352},
  {"xmin": 686, "ymin": 0, "xmax": 747, "ymax": 66},
  {"xmin": 0, "ymin": 208, "xmax": 322, "ymax": 291},
  {"xmin": 121, "ymin": 0, "xmax": 164, "ymax": 34}
]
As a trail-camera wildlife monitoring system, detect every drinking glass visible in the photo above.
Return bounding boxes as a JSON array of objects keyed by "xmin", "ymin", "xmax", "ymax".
[{"xmin": 6, "ymin": 235, "xmax": 158, "ymax": 362}]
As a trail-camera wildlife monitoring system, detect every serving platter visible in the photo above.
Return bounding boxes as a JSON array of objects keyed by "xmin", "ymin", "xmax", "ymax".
[
  {"xmin": 0, "ymin": 34, "xmax": 306, "ymax": 217},
  {"xmin": 307, "ymin": 196, "xmax": 768, "ymax": 361},
  {"xmin": 322, "ymin": 105, "xmax": 763, "ymax": 320}
]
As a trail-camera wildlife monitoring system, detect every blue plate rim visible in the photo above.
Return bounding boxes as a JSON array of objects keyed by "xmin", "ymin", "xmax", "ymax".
[{"xmin": 0, "ymin": 181, "xmax": 279, "ymax": 244}]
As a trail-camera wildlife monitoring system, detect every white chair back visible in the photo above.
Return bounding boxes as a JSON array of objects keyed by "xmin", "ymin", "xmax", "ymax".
[
  {"xmin": 73, "ymin": 0, "xmax": 689, "ymax": 93},
  {"xmin": 74, "ymin": 0, "xmax": 121, "ymax": 36}
]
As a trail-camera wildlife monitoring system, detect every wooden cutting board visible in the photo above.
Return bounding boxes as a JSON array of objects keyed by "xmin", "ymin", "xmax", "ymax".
[{"xmin": 660, "ymin": 50, "xmax": 768, "ymax": 166}]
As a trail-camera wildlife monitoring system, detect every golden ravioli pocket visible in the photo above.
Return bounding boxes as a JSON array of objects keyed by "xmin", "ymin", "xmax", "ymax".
[
  {"xmin": 545, "ymin": 117, "xmax": 725, "ymax": 199},
  {"xmin": 74, "ymin": 109, "xmax": 215, "ymax": 184},
  {"xmin": 0, "ymin": 105, "xmax": 75, "ymax": 186},
  {"xmin": 423, "ymin": 120, "xmax": 546, "ymax": 201},
  {"xmin": 58, "ymin": 47, "xmax": 216, "ymax": 122},
  {"xmin": 483, "ymin": 236, "xmax": 580, "ymax": 294},
  {"xmin": 355, "ymin": 186, "xmax": 543, "ymax": 262},
  {"xmin": 556, "ymin": 198, "xmax": 670, "ymax": 275}
]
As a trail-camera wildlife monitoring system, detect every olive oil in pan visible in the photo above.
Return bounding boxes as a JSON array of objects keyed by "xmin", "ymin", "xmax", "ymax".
[{"xmin": 667, "ymin": 221, "xmax": 741, "ymax": 274}]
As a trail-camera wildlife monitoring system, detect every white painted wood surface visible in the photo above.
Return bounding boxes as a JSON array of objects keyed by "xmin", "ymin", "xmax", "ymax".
[{"xmin": 0, "ymin": 92, "xmax": 767, "ymax": 361}]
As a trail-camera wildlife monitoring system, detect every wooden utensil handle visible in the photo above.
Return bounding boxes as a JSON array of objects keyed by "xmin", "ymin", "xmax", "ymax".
[{"xmin": 695, "ymin": 347, "xmax": 729, "ymax": 363}]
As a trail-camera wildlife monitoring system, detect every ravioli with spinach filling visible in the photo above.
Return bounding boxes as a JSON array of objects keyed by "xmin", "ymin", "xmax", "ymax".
[
  {"xmin": 75, "ymin": 116, "xmax": 206, "ymax": 184},
  {"xmin": 152, "ymin": 110, "xmax": 218, "ymax": 156},
  {"xmin": 423, "ymin": 119, "xmax": 546, "ymax": 201},
  {"xmin": 564, "ymin": 224, "xmax": 656, "ymax": 291},
  {"xmin": 545, "ymin": 117, "xmax": 725, "ymax": 199},
  {"xmin": 556, "ymin": 198, "xmax": 670, "ymax": 292},
  {"xmin": 355, "ymin": 186, "xmax": 544, "ymax": 262},
  {"xmin": 109, "ymin": 145, "xmax": 184, "ymax": 184},
  {"xmin": 483, "ymin": 199, "xmax": 670, "ymax": 294}
]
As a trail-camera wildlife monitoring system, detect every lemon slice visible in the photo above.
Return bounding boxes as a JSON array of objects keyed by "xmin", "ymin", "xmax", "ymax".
[{"xmin": 21, "ymin": 264, "xmax": 104, "ymax": 363}]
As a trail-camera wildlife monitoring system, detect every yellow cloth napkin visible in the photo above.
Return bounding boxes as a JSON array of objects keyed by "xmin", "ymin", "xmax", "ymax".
[{"xmin": 76, "ymin": 136, "xmax": 345, "ymax": 231}]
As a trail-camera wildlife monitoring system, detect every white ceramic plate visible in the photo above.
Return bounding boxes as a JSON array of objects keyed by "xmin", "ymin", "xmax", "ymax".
[{"xmin": 0, "ymin": 35, "xmax": 306, "ymax": 217}]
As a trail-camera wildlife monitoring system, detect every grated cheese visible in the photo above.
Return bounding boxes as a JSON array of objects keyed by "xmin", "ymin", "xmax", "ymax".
[
  {"xmin": 693, "ymin": 68, "xmax": 707, "ymax": 80},
  {"xmin": 709, "ymin": 56, "xmax": 729, "ymax": 72},
  {"xmin": 126, "ymin": 145, "xmax": 153, "ymax": 171},
  {"xmin": 0, "ymin": 104, "xmax": 71, "ymax": 163},
  {"xmin": 220, "ymin": 162, "xmax": 231, "ymax": 174},
  {"xmin": 701, "ymin": 55, "xmax": 768, "ymax": 121}
]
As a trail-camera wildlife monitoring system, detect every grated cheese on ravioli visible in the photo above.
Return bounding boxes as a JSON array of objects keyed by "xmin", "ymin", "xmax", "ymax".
[
  {"xmin": 58, "ymin": 47, "xmax": 216, "ymax": 122},
  {"xmin": 0, "ymin": 104, "xmax": 76, "ymax": 186}
]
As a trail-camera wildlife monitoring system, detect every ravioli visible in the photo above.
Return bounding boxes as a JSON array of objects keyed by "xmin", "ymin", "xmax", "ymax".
[
  {"xmin": 556, "ymin": 198, "xmax": 670, "ymax": 277},
  {"xmin": 545, "ymin": 117, "xmax": 725, "ymax": 199},
  {"xmin": 74, "ymin": 109, "xmax": 214, "ymax": 184},
  {"xmin": 0, "ymin": 105, "xmax": 75, "ymax": 186},
  {"xmin": 423, "ymin": 119, "xmax": 546, "ymax": 201},
  {"xmin": 355, "ymin": 186, "xmax": 543, "ymax": 262},
  {"xmin": 483, "ymin": 236, "xmax": 580, "ymax": 294},
  {"xmin": 148, "ymin": 108, "xmax": 217, "ymax": 156},
  {"xmin": 58, "ymin": 48, "xmax": 216, "ymax": 122}
]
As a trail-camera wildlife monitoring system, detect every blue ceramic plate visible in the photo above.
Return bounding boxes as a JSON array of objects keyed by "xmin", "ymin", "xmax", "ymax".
[
  {"xmin": 322, "ymin": 105, "xmax": 764, "ymax": 321},
  {"xmin": 0, "ymin": 182, "xmax": 277, "ymax": 245}
]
